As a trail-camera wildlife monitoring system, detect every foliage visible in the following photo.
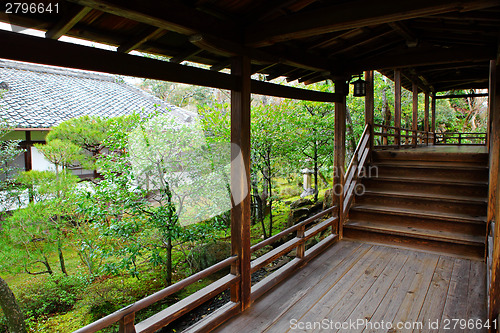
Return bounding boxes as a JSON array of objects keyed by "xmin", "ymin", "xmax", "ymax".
[{"xmin": 15, "ymin": 273, "xmax": 87, "ymax": 318}]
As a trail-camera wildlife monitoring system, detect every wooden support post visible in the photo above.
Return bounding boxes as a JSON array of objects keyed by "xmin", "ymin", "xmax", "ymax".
[
  {"xmin": 118, "ymin": 313, "xmax": 136, "ymax": 333},
  {"xmin": 394, "ymin": 69, "xmax": 402, "ymax": 147},
  {"xmin": 412, "ymin": 82, "xmax": 419, "ymax": 146},
  {"xmin": 24, "ymin": 131, "xmax": 32, "ymax": 171},
  {"xmin": 230, "ymin": 56, "xmax": 251, "ymax": 310},
  {"xmin": 334, "ymin": 79, "xmax": 347, "ymax": 238},
  {"xmin": 296, "ymin": 225, "xmax": 305, "ymax": 259},
  {"xmin": 424, "ymin": 93, "xmax": 430, "ymax": 144},
  {"xmin": 431, "ymin": 92, "xmax": 436, "ymax": 144},
  {"xmin": 365, "ymin": 70, "xmax": 374, "ymax": 154},
  {"xmin": 489, "ymin": 57, "xmax": 500, "ymax": 330}
]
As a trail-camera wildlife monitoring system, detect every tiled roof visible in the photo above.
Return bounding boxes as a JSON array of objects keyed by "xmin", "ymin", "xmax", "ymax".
[{"xmin": 0, "ymin": 59, "xmax": 196, "ymax": 128}]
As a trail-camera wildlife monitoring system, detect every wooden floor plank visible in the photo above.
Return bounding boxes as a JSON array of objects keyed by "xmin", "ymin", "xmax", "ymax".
[
  {"xmin": 215, "ymin": 241, "xmax": 368, "ymax": 332},
  {"xmin": 414, "ymin": 256, "xmax": 455, "ymax": 333},
  {"xmin": 466, "ymin": 260, "xmax": 487, "ymax": 333},
  {"xmin": 325, "ymin": 249, "xmax": 410, "ymax": 333},
  {"xmin": 439, "ymin": 258, "xmax": 471, "ymax": 333},
  {"xmin": 213, "ymin": 241, "xmax": 487, "ymax": 333},
  {"xmin": 361, "ymin": 251, "xmax": 436, "ymax": 333},
  {"xmin": 265, "ymin": 245, "xmax": 388, "ymax": 333},
  {"xmin": 388, "ymin": 252, "xmax": 440, "ymax": 333},
  {"xmin": 295, "ymin": 246, "xmax": 402, "ymax": 333}
]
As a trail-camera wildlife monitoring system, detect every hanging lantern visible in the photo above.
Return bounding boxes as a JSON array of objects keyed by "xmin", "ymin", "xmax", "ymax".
[{"xmin": 351, "ymin": 76, "xmax": 366, "ymax": 97}]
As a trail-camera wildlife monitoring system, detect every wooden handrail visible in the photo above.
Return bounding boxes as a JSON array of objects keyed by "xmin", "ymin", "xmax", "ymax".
[
  {"xmin": 373, "ymin": 123, "xmax": 435, "ymax": 148},
  {"xmin": 74, "ymin": 255, "xmax": 238, "ymax": 333},
  {"xmin": 250, "ymin": 205, "xmax": 335, "ymax": 253},
  {"xmin": 343, "ymin": 124, "xmax": 371, "ymax": 214}
]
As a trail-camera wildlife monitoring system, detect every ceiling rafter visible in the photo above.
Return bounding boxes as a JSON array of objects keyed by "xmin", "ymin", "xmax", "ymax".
[
  {"xmin": 45, "ymin": 5, "xmax": 92, "ymax": 39},
  {"xmin": 245, "ymin": 0, "xmax": 500, "ymax": 47}
]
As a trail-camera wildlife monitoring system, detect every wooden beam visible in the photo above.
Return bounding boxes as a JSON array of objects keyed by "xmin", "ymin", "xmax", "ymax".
[
  {"xmin": 434, "ymin": 93, "xmax": 489, "ymax": 99},
  {"xmin": 334, "ymin": 79, "xmax": 347, "ymax": 238},
  {"xmin": 0, "ymin": 30, "xmax": 341, "ymax": 102},
  {"xmin": 412, "ymin": 82, "xmax": 419, "ymax": 145},
  {"xmin": 190, "ymin": 34, "xmax": 342, "ymax": 74},
  {"xmin": 169, "ymin": 49, "xmax": 203, "ymax": 64},
  {"xmin": 245, "ymin": 0, "xmax": 500, "ymax": 47},
  {"xmin": 230, "ymin": 56, "xmax": 251, "ymax": 311},
  {"xmin": 347, "ymin": 46, "xmax": 496, "ymax": 73},
  {"xmin": 45, "ymin": 5, "xmax": 92, "ymax": 40},
  {"xmin": 66, "ymin": 0, "xmax": 237, "ymax": 40},
  {"xmin": 489, "ymin": 58, "xmax": 500, "ymax": 327},
  {"xmin": 117, "ymin": 27, "xmax": 165, "ymax": 54},
  {"xmin": 394, "ymin": 69, "xmax": 402, "ymax": 146},
  {"xmin": 388, "ymin": 21, "xmax": 418, "ymax": 47},
  {"xmin": 251, "ymin": 80, "xmax": 341, "ymax": 102}
]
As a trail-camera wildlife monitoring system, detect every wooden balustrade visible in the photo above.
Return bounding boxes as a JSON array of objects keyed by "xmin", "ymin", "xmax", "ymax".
[
  {"xmin": 75, "ymin": 205, "xmax": 338, "ymax": 333},
  {"xmin": 250, "ymin": 205, "xmax": 338, "ymax": 301},
  {"xmin": 434, "ymin": 132, "xmax": 487, "ymax": 145},
  {"xmin": 343, "ymin": 124, "xmax": 371, "ymax": 214},
  {"xmin": 373, "ymin": 124, "xmax": 433, "ymax": 149},
  {"xmin": 74, "ymin": 256, "xmax": 238, "ymax": 333}
]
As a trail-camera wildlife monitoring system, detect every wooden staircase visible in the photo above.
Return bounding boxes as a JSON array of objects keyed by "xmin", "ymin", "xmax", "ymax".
[{"xmin": 344, "ymin": 148, "xmax": 489, "ymax": 259}]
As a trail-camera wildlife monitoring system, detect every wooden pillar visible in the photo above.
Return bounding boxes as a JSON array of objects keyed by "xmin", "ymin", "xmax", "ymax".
[
  {"xmin": 230, "ymin": 56, "xmax": 251, "ymax": 311},
  {"xmin": 24, "ymin": 131, "xmax": 32, "ymax": 171},
  {"xmin": 424, "ymin": 93, "xmax": 430, "ymax": 144},
  {"xmin": 334, "ymin": 78, "xmax": 347, "ymax": 238},
  {"xmin": 364, "ymin": 70, "xmax": 374, "ymax": 153},
  {"xmin": 394, "ymin": 70, "xmax": 402, "ymax": 146},
  {"xmin": 431, "ymin": 93, "xmax": 436, "ymax": 132},
  {"xmin": 412, "ymin": 82, "xmax": 419, "ymax": 146},
  {"xmin": 489, "ymin": 58, "xmax": 500, "ymax": 327}
]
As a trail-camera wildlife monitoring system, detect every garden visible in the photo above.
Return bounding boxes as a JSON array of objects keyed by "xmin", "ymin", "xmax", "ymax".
[{"xmin": 0, "ymin": 73, "xmax": 488, "ymax": 332}]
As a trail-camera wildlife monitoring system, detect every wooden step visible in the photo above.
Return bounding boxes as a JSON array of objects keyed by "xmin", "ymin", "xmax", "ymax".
[
  {"xmin": 343, "ymin": 222, "xmax": 485, "ymax": 260},
  {"xmin": 373, "ymin": 164, "xmax": 489, "ymax": 182},
  {"xmin": 373, "ymin": 160, "xmax": 489, "ymax": 170},
  {"xmin": 373, "ymin": 150, "xmax": 488, "ymax": 164},
  {"xmin": 350, "ymin": 204, "xmax": 486, "ymax": 225},
  {"xmin": 357, "ymin": 190, "xmax": 487, "ymax": 216},
  {"xmin": 348, "ymin": 208, "xmax": 485, "ymax": 236},
  {"xmin": 362, "ymin": 176, "xmax": 488, "ymax": 198},
  {"xmin": 345, "ymin": 219, "xmax": 484, "ymax": 246}
]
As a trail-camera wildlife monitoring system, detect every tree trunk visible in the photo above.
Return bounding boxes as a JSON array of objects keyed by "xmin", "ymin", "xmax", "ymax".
[
  {"xmin": 0, "ymin": 277, "xmax": 27, "ymax": 333},
  {"xmin": 58, "ymin": 240, "xmax": 68, "ymax": 276},
  {"xmin": 166, "ymin": 237, "xmax": 173, "ymax": 286}
]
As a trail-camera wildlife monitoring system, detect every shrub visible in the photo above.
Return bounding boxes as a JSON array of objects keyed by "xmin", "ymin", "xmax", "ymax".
[{"xmin": 16, "ymin": 273, "xmax": 88, "ymax": 318}]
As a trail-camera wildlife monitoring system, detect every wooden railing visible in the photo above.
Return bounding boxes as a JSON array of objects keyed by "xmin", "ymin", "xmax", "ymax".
[
  {"xmin": 74, "ymin": 256, "xmax": 239, "ymax": 333},
  {"xmin": 343, "ymin": 124, "xmax": 371, "ymax": 215},
  {"xmin": 373, "ymin": 124, "xmax": 434, "ymax": 149},
  {"xmin": 434, "ymin": 132, "xmax": 487, "ymax": 145},
  {"xmin": 250, "ymin": 206, "xmax": 338, "ymax": 301},
  {"xmin": 74, "ymin": 207, "xmax": 338, "ymax": 333}
]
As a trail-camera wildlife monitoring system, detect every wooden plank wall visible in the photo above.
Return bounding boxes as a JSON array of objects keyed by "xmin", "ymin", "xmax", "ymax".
[{"xmin": 488, "ymin": 58, "xmax": 500, "ymax": 330}]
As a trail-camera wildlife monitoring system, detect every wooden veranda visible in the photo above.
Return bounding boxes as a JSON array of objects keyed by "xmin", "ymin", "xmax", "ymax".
[{"xmin": 1, "ymin": 1, "xmax": 500, "ymax": 332}]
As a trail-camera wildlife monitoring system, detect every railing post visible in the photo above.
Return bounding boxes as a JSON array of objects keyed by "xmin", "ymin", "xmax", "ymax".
[
  {"xmin": 459, "ymin": 132, "xmax": 462, "ymax": 145},
  {"xmin": 119, "ymin": 313, "xmax": 136, "ymax": 333},
  {"xmin": 296, "ymin": 225, "xmax": 305, "ymax": 259}
]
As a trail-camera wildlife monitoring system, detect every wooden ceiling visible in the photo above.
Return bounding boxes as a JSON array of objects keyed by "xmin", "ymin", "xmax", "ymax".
[{"xmin": 1, "ymin": 0, "xmax": 499, "ymax": 92}]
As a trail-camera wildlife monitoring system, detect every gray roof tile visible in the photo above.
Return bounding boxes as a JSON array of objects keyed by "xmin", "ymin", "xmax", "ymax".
[{"xmin": 0, "ymin": 59, "xmax": 196, "ymax": 128}]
